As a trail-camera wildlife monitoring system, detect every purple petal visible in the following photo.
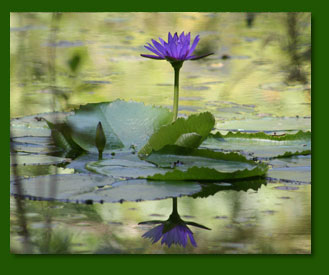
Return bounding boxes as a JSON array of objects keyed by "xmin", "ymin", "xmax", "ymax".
[
  {"xmin": 186, "ymin": 32, "xmax": 191, "ymax": 45},
  {"xmin": 142, "ymin": 225, "xmax": 164, "ymax": 243},
  {"xmin": 190, "ymin": 52, "xmax": 214, "ymax": 60},
  {"xmin": 168, "ymin": 32, "xmax": 173, "ymax": 43},
  {"xmin": 179, "ymin": 31, "xmax": 185, "ymax": 42},
  {"xmin": 187, "ymin": 35, "xmax": 200, "ymax": 56},
  {"xmin": 159, "ymin": 37, "xmax": 166, "ymax": 47},
  {"xmin": 180, "ymin": 40, "xmax": 190, "ymax": 59},
  {"xmin": 144, "ymin": 44, "xmax": 164, "ymax": 57},
  {"xmin": 170, "ymin": 41, "xmax": 178, "ymax": 59},
  {"xmin": 173, "ymin": 32, "xmax": 178, "ymax": 42},
  {"xmin": 189, "ymin": 232, "xmax": 197, "ymax": 247},
  {"xmin": 152, "ymin": 39, "xmax": 166, "ymax": 56},
  {"xmin": 140, "ymin": 54, "xmax": 164, "ymax": 60}
]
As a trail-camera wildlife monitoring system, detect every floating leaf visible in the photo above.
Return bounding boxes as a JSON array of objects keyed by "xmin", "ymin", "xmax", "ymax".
[
  {"xmin": 202, "ymin": 131, "xmax": 311, "ymax": 159},
  {"xmin": 87, "ymin": 146, "xmax": 268, "ymax": 181},
  {"xmin": 10, "ymin": 174, "xmax": 201, "ymax": 203},
  {"xmin": 272, "ymin": 150, "xmax": 311, "ymax": 159},
  {"xmin": 210, "ymin": 130, "xmax": 311, "ymax": 141},
  {"xmin": 86, "ymin": 152, "xmax": 165, "ymax": 179},
  {"xmin": 145, "ymin": 145, "xmax": 254, "ymax": 168},
  {"xmin": 138, "ymin": 112, "xmax": 215, "ymax": 157},
  {"xmin": 147, "ymin": 164, "xmax": 268, "ymax": 181},
  {"xmin": 267, "ymin": 155, "xmax": 311, "ymax": 183},
  {"xmin": 10, "ymin": 154, "xmax": 70, "ymax": 166},
  {"xmin": 216, "ymin": 117, "xmax": 311, "ymax": 132},
  {"xmin": 66, "ymin": 100, "xmax": 173, "ymax": 153}
]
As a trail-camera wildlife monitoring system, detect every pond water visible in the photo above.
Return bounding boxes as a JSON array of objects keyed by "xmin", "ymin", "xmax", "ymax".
[{"xmin": 10, "ymin": 12, "xmax": 311, "ymax": 254}]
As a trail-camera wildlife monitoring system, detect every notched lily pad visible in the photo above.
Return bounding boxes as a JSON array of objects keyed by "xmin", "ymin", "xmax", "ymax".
[
  {"xmin": 87, "ymin": 145, "xmax": 268, "ymax": 181},
  {"xmin": 202, "ymin": 131, "xmax": 311, "ymax": 159},
  {"xmin": 51, "ymin": 100, "xmax": 174, "ymax": 153},
  {"xmin": 69, "ymin": 179, "xmax": 202, "ymax": 203}
]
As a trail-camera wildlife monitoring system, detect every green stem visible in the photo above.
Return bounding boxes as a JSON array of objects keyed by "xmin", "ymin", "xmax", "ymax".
[
  {"xmin": 98, "ymin": 150, "xmax": 103, "ymax": 160},
  {"xmin": 172, "ymin": 66, "xmax": 181, "ymax": 122},
  {"xmin": 172, "ymin": 197, "xmax": 178, "ymax": 216}
]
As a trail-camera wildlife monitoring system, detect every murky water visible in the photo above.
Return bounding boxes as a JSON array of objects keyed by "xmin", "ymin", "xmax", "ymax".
[{"xmin": 10, "ymin": 12, "xmax": 311, "ymax": 254}]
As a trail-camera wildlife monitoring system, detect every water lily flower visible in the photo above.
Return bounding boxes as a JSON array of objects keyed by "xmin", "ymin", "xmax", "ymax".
[
  {"xmin": 139, "ymin": 198, "xmax": 210, "ymax": 248},
  {"xmin": 141, "ymin": 32, "xmax": 213, "ymax": 121}
]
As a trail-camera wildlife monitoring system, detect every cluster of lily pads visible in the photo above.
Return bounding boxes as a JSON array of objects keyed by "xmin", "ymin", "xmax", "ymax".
[
  {"xmin": 10, "ymin": 32, "xmax": 311, "ymax": 204},
  {"xmin": 10, "ymin": 98, "xmax": 311, "ymax": 203}
]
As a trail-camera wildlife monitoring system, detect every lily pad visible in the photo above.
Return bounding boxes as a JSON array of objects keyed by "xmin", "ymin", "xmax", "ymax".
[
  {"xmin": 87, "ymin": 146, "xmax": 268, "ymax": 181},
  {"xmin": 147, "ymin": 163, "xmax": 268, "ymax": 181},
  {"xmin": 11, "ymin": 136, "xmax": 60, "ymax": 154},
  {"xmin": 10, "ymin": 174, "xmax": 201, "ymax": 203},
  {"xmin": 267, "ymin": 167, "xmax": 311, "ymax": 183},
  {"xmin": 201, "ymin": 131, "xmax": 311, "ymax": 159},
  {"xmin": 10, "ymin": 112, "xmax": 70, "ymax": 138},
  {"xmin": 216, "ymin": 117, "xmax": 311, "ymax": 132},
  {"xmin": 68, "ymin": 179, "xmax": 202, "ymax": 203},
  {"xmin": 86, "ymin": 152, "xmax": 166, "ymax": 179},
  {"xmin": 267, "ymin": 155, "xmax": 311, "ymax": 183},
  {"xmin": 10, "ymin": 153, "xmax": 70, "ymax": 166},
  {"xmin": 66, "ymin": 100, "xmax": 173, "ymax": 153}
]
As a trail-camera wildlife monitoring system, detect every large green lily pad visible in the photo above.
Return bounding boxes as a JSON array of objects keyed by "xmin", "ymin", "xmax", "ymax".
[
  {"xmin": 86, "ymin": 146, "xmax": 268, "ymax": 181},
  {"xmin": 10, "ymin": 174, "xmax": 201, "ymax": 203},
  {"xmin": 66, "ymin": 100, "xmax": 173, "ymax": 152}
]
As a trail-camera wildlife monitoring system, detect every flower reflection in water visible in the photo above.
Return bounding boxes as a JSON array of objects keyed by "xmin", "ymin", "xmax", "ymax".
[{"xmin": 139, "ymin": 198, "xmax": 210, "ymax": 248}]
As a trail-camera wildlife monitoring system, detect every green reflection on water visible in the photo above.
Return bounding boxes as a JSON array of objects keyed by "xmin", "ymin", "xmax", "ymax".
[{"xmin": 10, "ymin": 12, "xmax": 311, "ymax": 119}]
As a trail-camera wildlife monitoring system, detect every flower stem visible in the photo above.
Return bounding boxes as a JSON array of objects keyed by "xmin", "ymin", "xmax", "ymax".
[
  {"xmin": 172, "ymin": 65, "xmax": 182, "ymax": 122},
  {"xmin": 172, "ymin": 197, "xmax": 178, "ymax": 215}
]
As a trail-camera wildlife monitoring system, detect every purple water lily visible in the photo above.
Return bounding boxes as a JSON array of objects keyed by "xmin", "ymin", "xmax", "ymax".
[
  {"xmin": 141, "ymin": 32, "xmax": 213, "ymax": 61},
  {"xmin": 139, "ymin": 198, "xmax": 210, "ymax": 248},
  {"xmin": 141, "ymin": 32, "xmax": 213, "ymax": 121}
]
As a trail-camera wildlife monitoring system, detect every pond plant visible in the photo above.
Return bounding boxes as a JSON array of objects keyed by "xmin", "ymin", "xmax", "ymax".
[
  {"xmin": 10, "ymin": 32, "xmax": 311, "ymax": 222},
  {"xmin": 141, "ymin": 32, "xmax": 213, "ymax": 121}
]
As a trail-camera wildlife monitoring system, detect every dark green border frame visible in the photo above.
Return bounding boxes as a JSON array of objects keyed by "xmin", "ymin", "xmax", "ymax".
[{"xmin": 4, "ymin": 0, "xmax": 326, "ymax": 272}]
